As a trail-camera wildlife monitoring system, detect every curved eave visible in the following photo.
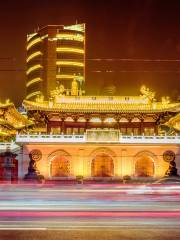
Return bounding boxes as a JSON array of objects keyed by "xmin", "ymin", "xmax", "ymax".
[
  {"xmin": 0, "ymin": 121, "xmax": 33, "ymax": 130},
  {"xmin": 0, "ymin": 103, "xmax": 14, "ymax": 109},
  {"xmin": 0, "ymin": 131, "xmax": 11, "ymax": 136},
  {"xmin": 0, "ymin": 117, "xmax": 34, "ymax": 130},
  {"xmin": 165, "ymin": 113, "xmax": 180, "ymax": 131},
  {"xmin": 23, "ymin": 100, "xmax": 180, "ymax": 114}
]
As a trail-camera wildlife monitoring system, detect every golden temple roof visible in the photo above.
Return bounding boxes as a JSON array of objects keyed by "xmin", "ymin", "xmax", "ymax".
[
  {"xmin": 165, "ymin": 113, "xmax": 180, "ymax": 131},
  {"xmin": 23, "ymin": 96, "xmax": 180, "ymax": 114},
  {"xmin": 0, "ymin": 102, "xmax": 33, "ymax": 138}
]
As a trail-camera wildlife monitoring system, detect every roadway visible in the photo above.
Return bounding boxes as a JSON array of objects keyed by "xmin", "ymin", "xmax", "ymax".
[{"xmin": 0, "ymin": 183, "xmax": 180, "ymax": 239}]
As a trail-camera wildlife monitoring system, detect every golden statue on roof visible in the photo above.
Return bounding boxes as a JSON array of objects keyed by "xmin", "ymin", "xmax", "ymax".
[
  {"xmin": 161, "ymin": 96, "xmax": 170, "ymax": 105},
  {"xmin": 50, "ymin": 84, "xmax": 65, "ymax": 99},
  {"xmin": 140, "ymin": 85, "xmax": 155, "ymax": 103},
  {"xmin": 71, "ymin": 78, "xmax": 78, "ymax": 96}
]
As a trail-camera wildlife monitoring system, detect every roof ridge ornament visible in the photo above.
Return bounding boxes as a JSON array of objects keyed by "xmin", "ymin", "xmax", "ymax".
[{"xmin": 140, "ymin": 85, "xmax": 156, "ymax": 103}]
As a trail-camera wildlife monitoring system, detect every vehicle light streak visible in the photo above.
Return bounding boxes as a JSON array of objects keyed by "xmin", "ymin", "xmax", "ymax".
[{"xmin": 1, "ymin": 211, "xmax": 180, "ymax": 218}]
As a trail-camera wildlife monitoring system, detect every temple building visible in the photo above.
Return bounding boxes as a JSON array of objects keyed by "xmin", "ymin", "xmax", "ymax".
[{"xmin": 14, "ymin": 83, "xmax": 180, "ymax": 181}]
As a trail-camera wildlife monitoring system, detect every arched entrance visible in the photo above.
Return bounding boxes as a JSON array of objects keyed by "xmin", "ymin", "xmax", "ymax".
[
  {"xmin": 91, "ymin": 154, "xmax": 114, "ymax": 177},
  {"xmin": 135, "ymin": 156, "xmax": 154, "ymax": 177},
  {"xmin": 50, "ymin": 155, "xmax": 70, "ymax": 177}
]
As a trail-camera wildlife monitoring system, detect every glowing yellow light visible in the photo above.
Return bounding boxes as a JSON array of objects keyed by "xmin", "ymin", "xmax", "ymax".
[
  {"xmin": 27, "ymin": 37, "xmax": 42, "ymax": 50},
  {"xmin": 26, "ymin": 78, "xmax": 42, "ymax": 87},
  {"xmin": 77, "ymin": 117, "xmax": 86, "ymax": 122},
  {"xmin": 27, "ymin": 33, "xmax": 37, "ymax": 42},
  {"xmin": 64, "ymin": 23, "xmax": 85, "ymax": 32},
  {"xmin": 56, "ymin": 47, "xmax": 84, "ymax": 54},
  {"xmin": 56, "ymin": 33, "xmax": 84, "ymax": 42},
  {"xmin": 26, "ymin": 64, "xmax": 42, "ymax": 75},
  {"xmin": 89, "ymin": 117, "xmax": 102, "ymax": 123},
  {"xmin": 56, "ymin": 61, "xmax": 84, "ymax": 67},
  {"xmin": 65, "ymin": 117, "xmax": 74, "ymax": 122},
  {"xmin": 119, "ymin": 118, "xmax": 129, "ymax": 122},
  {"xmin": 26, "ymin": 51, "xmax": 42, "ymax": 63},
  {"xmin": 104, "ymin": 118, "xmax": 116, "ymax": 123},
  {"xmin": 56, "ymin": 74, "xmax": 84, "ymax": 80},
  {"xmin": 26, "ymin": 91, "xmax": 41, "ymax": 100}
]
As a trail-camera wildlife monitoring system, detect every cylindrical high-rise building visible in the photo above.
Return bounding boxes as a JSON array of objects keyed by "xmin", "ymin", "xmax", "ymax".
[{"xmin": 26, "ymin": 23, "xmax": 85, "ymax": 100}]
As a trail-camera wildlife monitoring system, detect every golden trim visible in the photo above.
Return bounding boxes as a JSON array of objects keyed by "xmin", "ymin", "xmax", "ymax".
[
  {"xmin": 27, "ymin": 37, "xmax": 42, "ymax": 50},
  {"xmin": 56, "ymin": 61, "xmax": 84, "ymax": 67},
  {"xmin": 26, "ymin": 51, "xmax": 42, "ymax": 63},
  {"xmin": 56, "ymin": 33, "xmax": 84, "ymax": 42},
  {"xmin": 56, "ymin": 74, "xmax": 84, "ymax": 80},
  {"xmin": 26, "ymin": 64, "xmax": 42, "ymax": 75},
  {"xmin": 56, "ymin": 47, "xmax": 84, "ymax": 54},
  {"xmin": 26, "ymin": 91, "xmax": 41, "ymax": 100},
  {"xmin": 26, "ymin": 78, "xmax": 42, "ymax": 87}
]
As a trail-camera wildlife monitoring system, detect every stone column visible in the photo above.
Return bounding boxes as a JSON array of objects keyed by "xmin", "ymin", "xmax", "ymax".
[{"xmin": 121, "ymin": 149, "xmax": 132, "ymax": 177}]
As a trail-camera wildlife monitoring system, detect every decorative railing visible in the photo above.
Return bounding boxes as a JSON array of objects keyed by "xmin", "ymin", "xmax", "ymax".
[
  {"xmin": 16, "ymin": 134, "xmax": 85, "ymax": 143},
  {"xmin": 16, "ymin": 133, "xmax": 180, "ymax": 144}
]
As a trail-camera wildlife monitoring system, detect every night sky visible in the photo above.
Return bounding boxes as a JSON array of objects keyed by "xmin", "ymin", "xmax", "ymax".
[{"xmin": 0, "ymin": 0, "xmax": 180, "ymax": 106}]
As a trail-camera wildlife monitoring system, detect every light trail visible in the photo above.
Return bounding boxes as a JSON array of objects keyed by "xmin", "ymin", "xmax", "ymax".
[
  {"xmin": 1, "ymin": 211, "xmax": 180, "ymax": 218},
  {"xmin": 0, "ymin": 184, "xmax": 180, "ymax": 230}
]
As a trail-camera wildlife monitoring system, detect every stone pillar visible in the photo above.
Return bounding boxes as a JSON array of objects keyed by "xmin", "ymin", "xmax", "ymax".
[
  {"xmin": 121, "ymin": 149, "xmax": 132, "ymax": 177},
  {"xmin": 114, "ymin": 155, "xmax": 122, "ymax": 177},
  {"xmin": 61, "ymin": 118, "xmax": 65, "ymax": 134},
  {"xmin": 140, "ymin": 120, "xmax": 144, "ymax": 135},
  {"xmin": 76, "ymin": 149, "xmax": 84, "ymax": 176},
  {"xmin": 17, "ymin": 146, "xmax": 24, "ymax": 179}
]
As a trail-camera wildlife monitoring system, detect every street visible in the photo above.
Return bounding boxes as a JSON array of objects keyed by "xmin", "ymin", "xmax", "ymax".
[{"xmin": 0, "ymin": 183, "xmax": 180, "ymax": 239}]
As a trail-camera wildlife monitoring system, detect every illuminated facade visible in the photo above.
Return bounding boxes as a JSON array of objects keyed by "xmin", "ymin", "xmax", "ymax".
[
  {"xmin": 14, "ymin": 85, "xmax": 180, "ymax": 181},
  {"xmin": 17, "ymin": 137, "xmax": 180, "ymax": 180},
  {"xmin": 26, "ymin": 23, "xmax": 85, "ymax": 100},
  {"xmin": 0, "ymin": 21, "xmax": 179, "ymax": 181}
]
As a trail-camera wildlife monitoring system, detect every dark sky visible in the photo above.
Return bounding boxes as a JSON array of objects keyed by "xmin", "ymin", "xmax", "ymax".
[{"xmin": 0, "ymin": 0, "xmax": 180, "ymax": 106}]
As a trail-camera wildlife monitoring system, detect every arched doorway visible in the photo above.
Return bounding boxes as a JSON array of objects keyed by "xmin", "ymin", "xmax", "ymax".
[
  {"xmin": 135, "ymin": 156, "xmax": 154, "ymax": 177},
  {"xmin": 91, "ymin": 154, "xmax": 114, "ymax": 177},
  {"xmin": 50, "ymin": 155, "xmax": 70, "ymax": 177}
]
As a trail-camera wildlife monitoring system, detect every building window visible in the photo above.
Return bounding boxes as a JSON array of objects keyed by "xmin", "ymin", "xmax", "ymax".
[
  {"xmin": 120, "ymin": 128, "xmax": 126, "ymax": 135},
  {"xmin": 133, "ymin": 128, "xmax": 139, "ymax": 135},
  {"xmin": 73, "ymin": 128, "xmax": 79, "ymax": 134},
  {"xmin": 51, "ymin": 127, "xmax": 61, "ymax": 134},
  {"xmin": 144, "ymin": 128, "xmax": 155, "ymax": 136},
  {"xmin": 127, "ymin": 128, "xmax": 133, "ymax": 135},
  {"xmin": 66, "ymin": 128, "xmax": 72, "ymax": 134},
  {"xmin": 104, "ymin": 118, "xmax": 116, "ymax": 123},
  {"xmin": 89, "ymin": 117, "xmax": 102, "ymax": 123},
  {"xmin": 79, "ymin": 128, "xmax": 84, "ymax": 134}
]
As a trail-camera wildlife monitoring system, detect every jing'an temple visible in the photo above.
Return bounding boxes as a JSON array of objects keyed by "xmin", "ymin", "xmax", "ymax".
[{"xmin": 0, "ymin": 23, "xmax": 180, "ymax": 182}]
